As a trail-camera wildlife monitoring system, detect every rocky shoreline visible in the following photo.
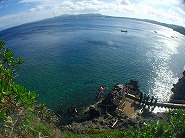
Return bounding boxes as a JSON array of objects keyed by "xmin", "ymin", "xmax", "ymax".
[
  {"xmin": 171, "ymin": 71, "xmax": 185, "ymax": 102},
  {"xmin": 56, "ymin": 71, "xmax": 185, "ymax": 134},
  {"xmin": 57, "ymin": 80, "xmax": 169, "ymax": 134},
  {"xmin": 60, "ymin": 110, "xmax": 166, "ymax": 134}
]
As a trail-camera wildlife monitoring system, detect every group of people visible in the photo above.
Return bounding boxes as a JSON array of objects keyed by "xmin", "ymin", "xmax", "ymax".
[
  {"xmin": 67, "ymin": 106, "xmax": 79, "ymax": 119},
  {"xmin": 96, "ymin": 84, "xmax": 125, "ymax": 101},
  {"xmin": 56, "ymin": 106, "xmax": 79, "ymax": 119},
  {"xmin": 56, "ymin": 84, "xmax": 159, "ymax": 121},
  {"xmin": 96, "ymin": 86, "xmax": 107, "ymax": 101},
  {"xmin": 139, "ymin": 92, "xmax": 158, "ymax": 109}
]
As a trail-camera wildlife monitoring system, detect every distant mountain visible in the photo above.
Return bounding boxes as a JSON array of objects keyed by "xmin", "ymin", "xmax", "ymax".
[
  {"xmin": 56, "ymin": 13, "xmax": 104, "ymax": 18},
  {"xmin": 138, "ymin": 19, "xmax": 185, "ymax": 36},
  {"xmin": 1, "ymin": 13, "xmax": 185, "ymax": 36},
  {"xmin": 67, "ymin": 14, "xmax": 185, "ymax": 36},
  {"xmin": 111, "ymin": 16, "xmax": 185, "ymax": 36}
]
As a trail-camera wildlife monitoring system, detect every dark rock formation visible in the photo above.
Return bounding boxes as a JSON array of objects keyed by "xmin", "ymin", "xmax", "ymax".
[
  {"xmin": 60, "ymin": 111, "xmax": 166, "ymax": 134},
  {"xmin": 59, "ymin": 81, "xmax": 168, "ymax": 134},
  {"xmin": 171, "ymin": 71, "xmax": 185, "ymax": 101},
  {"xmin": 126, "ymin": 80, "xmax": 139, "ymax": 91}
]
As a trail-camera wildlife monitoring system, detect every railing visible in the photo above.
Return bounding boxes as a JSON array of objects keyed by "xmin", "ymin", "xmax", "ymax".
[{"xmin": 125, "ymin": 93, "xmax": 185, "ymax": 109}]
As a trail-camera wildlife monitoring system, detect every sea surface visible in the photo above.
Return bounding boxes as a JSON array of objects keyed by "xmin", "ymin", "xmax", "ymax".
[{"xmin": 0, "ymin": 16, "xmax": 185, "ymax": 112}]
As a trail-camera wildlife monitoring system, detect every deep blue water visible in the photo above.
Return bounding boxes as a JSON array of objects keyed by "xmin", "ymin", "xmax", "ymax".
[{"xmin": 0, "ymin": 16, "xmax": 185, "ymax": 111}]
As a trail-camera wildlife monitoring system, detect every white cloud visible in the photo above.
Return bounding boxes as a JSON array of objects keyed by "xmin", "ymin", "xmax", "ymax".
[
  {"xmin": 177, "ymin": 7, "xmax": 185, "ymax": 15},
  {"xmin": 115, "ymin": 0, "xmax": 131, "ymax": 5},
  {"xmin": 140, "ymin": 0, "xmax": 182, "ymax": 5},
  {"xmin": 0, "ymin": 1, "xmax": 5, "ymax": 8},
  {"xmin": 20, "ymin": 0, "xmax": 67, "ymax": 6},
  {"xmin": 165, "ymin": 8, "xmax": 185, "ymax": 24},
  {"xmin": 0, "ymin": 23, "xmax": 4, "ymax": 28},
  {"xmin": 0, "ymin": 0, "xmax": 185, "ymax": 31},
  {"xmin": 0, "ymin": 0, "xmax": 13, "ymax": 8},
  {"xmin": 0, "ymin": 1, "xmax": 5, "ymax": 4},
  {"xmin": 28, "ymin": 5, "xmax": 44, "ymax": 13}
]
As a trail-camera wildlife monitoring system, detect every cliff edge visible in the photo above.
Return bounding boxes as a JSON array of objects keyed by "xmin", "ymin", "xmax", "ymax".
[{"xmin": 171, "ymin": 71, "xmax": 185, "ymax": 101}]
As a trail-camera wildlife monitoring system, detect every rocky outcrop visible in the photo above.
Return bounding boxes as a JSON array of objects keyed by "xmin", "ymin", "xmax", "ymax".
[
  {"xmin": 171, "ymin": 71, "xmax": 185, "ymax": 101},
  {"xmin": 60, "ymin": 111, "xmax": 166, "ymax": 134},
  {"xmin": 59, "ymin": 81, "xmax": 167, "ymax": 134}
]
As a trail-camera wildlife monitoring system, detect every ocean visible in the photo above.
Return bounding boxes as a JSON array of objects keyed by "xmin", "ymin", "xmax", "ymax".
[{"xmin": 0, "ymin": 15, "xmax": 185, "ymax": 112}]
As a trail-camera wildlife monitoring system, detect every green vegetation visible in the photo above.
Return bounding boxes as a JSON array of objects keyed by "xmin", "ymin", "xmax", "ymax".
[
  {"xmin": 0, "ymin": 40, "xmax": 185, "ymax": 137},
  {"xmin": 0, "ymin": 40, "xmax": 59, "ymax": 137},
  {"xmin": 63, "ymin": 110, "xmax": 185, "ymax": 138}
]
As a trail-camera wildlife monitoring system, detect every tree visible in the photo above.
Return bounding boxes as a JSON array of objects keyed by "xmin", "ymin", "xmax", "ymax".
[{"xmin": 0, "ymin": 40, "xmax": 58, "ymax": 137}]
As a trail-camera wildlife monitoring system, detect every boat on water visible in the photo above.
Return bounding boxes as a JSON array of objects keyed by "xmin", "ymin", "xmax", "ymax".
[{"xmin": 121, "ymin": 30, "xmax": 128, "ymax": 33}]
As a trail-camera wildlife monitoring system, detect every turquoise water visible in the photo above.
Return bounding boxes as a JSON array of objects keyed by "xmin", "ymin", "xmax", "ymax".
[{"xmin": 0, "ymin": 16, "xmax": 185, "ymax": 111}]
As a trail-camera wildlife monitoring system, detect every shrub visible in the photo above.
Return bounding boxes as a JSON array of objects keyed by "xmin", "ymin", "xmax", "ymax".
[{"xmin": 0, "ymin": 40, "xmax": 57, "ymax": 137}]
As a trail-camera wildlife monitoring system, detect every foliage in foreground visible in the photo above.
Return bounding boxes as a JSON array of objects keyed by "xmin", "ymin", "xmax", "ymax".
[
  {"xmin": 62, "ymin": 110, "xmax": 185, "ymax": 138},
  {"xmin": 0, "ymin": 40, "xmax": 58, "ymax": 137}
]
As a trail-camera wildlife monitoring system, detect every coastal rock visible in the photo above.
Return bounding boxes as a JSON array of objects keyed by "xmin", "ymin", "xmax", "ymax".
[
  {"xmin": 171, "ymin": 71, "xmax": 185, "ymax": 101},
  {"xmin": 60, "ymin": 111, "xmax": 166, "ymax": 134},
  {"xmin": 59, "ymin": 81, "xmax": 169, "ymax": 134}
]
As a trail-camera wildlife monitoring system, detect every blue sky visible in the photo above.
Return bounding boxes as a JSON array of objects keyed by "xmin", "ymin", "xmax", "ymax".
[{"xmin": 0, "ymin": 0, "xmax": 185, "ymax": 30}]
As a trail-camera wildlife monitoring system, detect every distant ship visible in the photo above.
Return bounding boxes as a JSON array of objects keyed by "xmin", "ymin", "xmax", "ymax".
[
  {"xmin": 154, "ymin": 31, "xmax": 157, "ymax": 33},
  {"xmin": 121, "ymin": 30, "xmax": 128, "ymax": 33}
]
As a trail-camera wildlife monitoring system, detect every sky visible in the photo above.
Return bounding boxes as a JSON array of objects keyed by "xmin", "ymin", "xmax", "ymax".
[{"xmin": 0, "ymin": 0, "xmax": 185, "ymax": 31}]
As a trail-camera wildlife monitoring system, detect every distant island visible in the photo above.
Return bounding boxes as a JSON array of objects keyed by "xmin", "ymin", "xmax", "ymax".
[
  {"xmin": 137, "ymin": 18, "xmax": 185, "ymax": 36},
  {"xmin": 1, "ymin": 13, "xmax": 185, "ymax": 36},
  {"xmin": 58, "ymin": 13, "xmax": 185, "ymax": 36}
]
